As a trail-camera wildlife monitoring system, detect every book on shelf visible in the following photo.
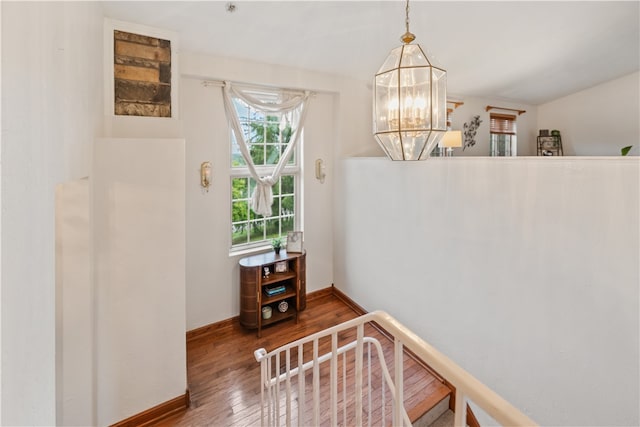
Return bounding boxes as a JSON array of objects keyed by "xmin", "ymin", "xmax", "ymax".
[{"xmin": 265, "ymin": 285, "xmax": 286, "ymax": 296}]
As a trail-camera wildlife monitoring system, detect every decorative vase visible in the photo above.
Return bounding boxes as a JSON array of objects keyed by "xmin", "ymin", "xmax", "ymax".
[
  {"xmin": 278, "ymin": 301, "xmax": 288, "ymax": 313},
  {"xmin": 262, "ymin": 306, "xmax": 272, "ymax": 319}
]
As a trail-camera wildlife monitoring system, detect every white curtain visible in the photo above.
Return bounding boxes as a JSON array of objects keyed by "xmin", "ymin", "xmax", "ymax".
[{"xmin": 222, "ymin": 82, "xmax": 311, "ymax": 217}]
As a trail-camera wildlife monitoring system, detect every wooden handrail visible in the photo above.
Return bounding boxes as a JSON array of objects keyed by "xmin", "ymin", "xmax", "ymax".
[
  {"xmin": 370, "ymin": 311, "xmax": 537, "ymax": 426},
  {"xmin": 486, "ymin": 105, "xmax": 526, "ymax": 115}
]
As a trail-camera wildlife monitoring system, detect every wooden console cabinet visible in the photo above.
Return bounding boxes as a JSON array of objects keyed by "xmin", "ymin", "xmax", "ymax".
[{"xmin": 239, "ymin": 250, "xmax": 306, "ymax": 337}]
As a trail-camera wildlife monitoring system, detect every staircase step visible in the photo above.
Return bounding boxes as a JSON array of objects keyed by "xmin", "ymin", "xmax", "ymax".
[
  {"xmin": 408, "ymin": 380, "xmax": 452, "ymax": 424},
  {"xmin": 429, "ymin": 409, "xmax": 454, "ymax": 427}
]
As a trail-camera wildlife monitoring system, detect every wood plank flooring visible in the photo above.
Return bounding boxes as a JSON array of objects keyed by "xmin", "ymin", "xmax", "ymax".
[{"xmin": 153, "ymin": 291, "xmax": 450, "ymax": 426}]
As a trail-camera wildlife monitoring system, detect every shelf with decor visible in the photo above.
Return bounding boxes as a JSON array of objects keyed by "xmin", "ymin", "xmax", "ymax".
[
  {"xmin": 261, "ymin": 302, "xmax": 296, "ymax": 327},
  {"xmin": 262, "ymin": 271, "xmax": 297, "ymax": 286},
  {"xmin": 239, "ymin": 249, "xmax": 306, "ymax": 337},
  {"xmin": 262, "ymin": 288, "xmax": 297, "ymax": 305},
  {"xmin": 537, "ymin": 130, "xmax": 563, "ymax": 156}
]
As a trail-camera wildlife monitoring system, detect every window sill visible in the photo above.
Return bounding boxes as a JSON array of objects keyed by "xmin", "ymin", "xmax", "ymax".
[{"xmin": 229, "ymin": 244, "xmax": 273, "ymax": 259}]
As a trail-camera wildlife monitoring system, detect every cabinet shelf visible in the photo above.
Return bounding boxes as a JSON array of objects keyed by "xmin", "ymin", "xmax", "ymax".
[
  {"xmin": 262, "ymin": 307, "xmax": 297, "ymax": 327},
  {"xmin": 239, "ymin": 250, "xmax": 306, "ymax": 337},
  {"xmin": 262, "ymin": 271, "xmax": 296, "ymax": 286},
  {"xmin": 263, "ymin": 289, "xmax": 297, "ymax": 305}
]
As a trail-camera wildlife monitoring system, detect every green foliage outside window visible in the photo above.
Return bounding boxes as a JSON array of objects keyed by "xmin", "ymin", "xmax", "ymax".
[{"xmin": 231, "ymin": 176, "xmax": 295, "ymax": 245}]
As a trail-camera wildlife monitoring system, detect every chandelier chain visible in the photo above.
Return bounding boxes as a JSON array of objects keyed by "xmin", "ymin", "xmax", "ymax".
[
  {"xmin": 401, "ymin": 0, "xmax": 416, "ymax": 44},
  {"xmin": 405, "ymin": 0, "xmax": 410, "ymax": 34}
]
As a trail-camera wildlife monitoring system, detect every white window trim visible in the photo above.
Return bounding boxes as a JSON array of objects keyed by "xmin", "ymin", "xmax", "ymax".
[{"xmin": 228, "ymin": 126, "xmax": 303, "ymax": 255}]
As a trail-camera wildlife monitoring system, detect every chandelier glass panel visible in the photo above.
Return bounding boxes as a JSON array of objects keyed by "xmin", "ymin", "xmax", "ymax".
[{"xmin": 373, "ymin": 2, "xmax": 447, "ymax": 160}]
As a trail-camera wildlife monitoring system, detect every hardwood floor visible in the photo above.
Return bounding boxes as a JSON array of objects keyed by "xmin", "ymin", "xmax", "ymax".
[{"xmin": 153, "ymin": 290, "xmax": 449, "ymax": 426}]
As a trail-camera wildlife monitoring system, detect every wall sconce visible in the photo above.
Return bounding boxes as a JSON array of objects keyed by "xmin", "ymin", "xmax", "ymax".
[
  {"xmin": 315, "ymin": 159, "xmax": 326, "ymax": 184},
  {"xmin": 200, "ymin": 161, "xmax": 212, "ymax": 191}
]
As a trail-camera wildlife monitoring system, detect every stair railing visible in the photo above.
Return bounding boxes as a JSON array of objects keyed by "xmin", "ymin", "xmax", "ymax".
[
  {"xmin": 255, "ymin": 310, "xmax": 537, "ymax": 427},
  {"xmin": 254, "ymin": 322, "xmax": 411, "ymax": 426}
]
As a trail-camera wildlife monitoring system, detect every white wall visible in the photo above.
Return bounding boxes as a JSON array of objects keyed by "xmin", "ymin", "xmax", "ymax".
[
  {"xmin": 1, "ymin": 2, "xmax": 103, "ymax": 425},
  {"xmin": 180, "ymin": 53, "xmax": 342, "ymax": 330},
  {"xmin": 336, "ymin": 157, "xmax": 639, "ymax": 426},
  {"xmin": 93, "ymin": 139, "xmax": 186, "ymax": 425},
  {"xmin": 448, "ymin": 97, "xmax": 538, "ymax": 157},
  {"xmin": 538, "ymin": 71, "xmax": 640, "ymax": 156},
  {"xmin": 55, "ymin": 179, "xmax": 93, "ymax": 426}
]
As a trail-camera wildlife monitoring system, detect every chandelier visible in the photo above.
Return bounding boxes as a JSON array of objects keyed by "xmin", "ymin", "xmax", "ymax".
[{"xmin": 373, "ymin": 0, "xmax": 447, "ymax": 160}]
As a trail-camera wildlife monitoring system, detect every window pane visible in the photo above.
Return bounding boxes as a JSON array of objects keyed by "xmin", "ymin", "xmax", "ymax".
[
  {"xmin": 272, "ymin": 178, "xmax": 281, "ymax": 196},
  {"xmin": 232, "ymin": 200, "xmax": 248, "ymax": 222},
  {"xmin": 231, "ymin": 134, "xmax": 247, "ymax": 168},
  {"xmin": 266, "ymin": 145, "xmax": 279, "ymax": 165},
  {"xmin": 240, "ymin": 122, "xmax": 251, "ymax": 139},
  {"xmin": 232, "ymin": 178, "xmax": 249, "ymax": 199},
  {"xmin": 249, "ymin": 221, "xmax": 265, "ymax": 242},
  {"xmin": 281, "ymin": 175, "xmax": 294, "ymax": 194},
  {"xmin": 232, "ymin": 223, "xmax": 248, "ymax": 245},
  {"xmin": 265, "ymin": 121, "xmax": 280, "ymax": 143},
  {"xmin": 265, "ymin": 218, "xmax": 280, "ymax": 239},
  {"xmin": 280, "ymin": 145, "xmax": 296, "ymax": 165},
  {"xmin": 233, "ymin": 98, "xmax": 248, "ymax": 119},
  {"xmin": 270, "ymin": 197, "xmax": 281, "ymax": 219},
  {"xmin": 281, "ymin": 195, "xmax": 294, "ymax": 216},
  {"xmin": 232, "ymin": 152, "xmax": 246, "ymax": 167},
  {"xmin": 250, "ymin": 143, "xmax": 264, "ymax": 165},
  {"xmin": 282, "ymin": 216, "xmax": 294, "ymax": 234},
  {"xmin": 282, "ymin": 126, "xmax": 292, "ymax": 144}
]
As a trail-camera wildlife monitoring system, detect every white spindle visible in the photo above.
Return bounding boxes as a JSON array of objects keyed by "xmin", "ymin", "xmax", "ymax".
[
  {"xmin": 275, "ymin": 352, "xmax": 280, "ymax": 426},
  {"xmin": 342, "ymin": 351, "xmax": 347, "ymax": 427},
  {"xmin": 260, "ymin": 354, "xmax": 265, "ymax": 427},
  {"xmin": 297, "ymin": 343, "xmax": 304, "ymax": 425},
  {"xmin": 454, "ymin": 390, "xmax": 467, "ymax": 427},
  {"xmin": 393, "ymin": 338, "xmax": 404, "ymax": 427},
  {"xmin": 285, "ymin": 348, "xmax": 291, "ymax": 427},
  {"xmin": 266, "ymin": 356, "xmax": 272, "ymax": 425},
  {"xmin": 355, "ymin": 323, "xmax": 364, "ymax": 427},
  {"xmin": 331, "ymin": 333, "xmax": 338, "ymax": 426},
  {"xmin": 381, "ymin": 363, "xmax": 386, "ymax": 425},
  {"xmin": 367, "ymin": 341, "xmax": 372, "ymax": 427},
  {"xmin": 312, "ymin": 338, "xmax": 320, "ymax": 426}
]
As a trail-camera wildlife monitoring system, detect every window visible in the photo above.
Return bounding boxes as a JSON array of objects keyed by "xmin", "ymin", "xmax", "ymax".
[
  {"xmin": 230, "ymin": 92, "xmax": 300, "ymax": 250},
  {"xmin": 490, "ymin": 113, "xmax": 517, "ymax": 156}
]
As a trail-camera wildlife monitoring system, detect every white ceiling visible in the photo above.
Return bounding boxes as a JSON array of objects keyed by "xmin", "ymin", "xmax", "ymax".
[{"xmin": 102, "ymin": 1, "xmax": 639, "ymax": 105}]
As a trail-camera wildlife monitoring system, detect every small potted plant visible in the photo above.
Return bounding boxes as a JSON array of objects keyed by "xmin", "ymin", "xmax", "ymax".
[{"xmin": 272, "ymin": 237, "xmax": 283, "ymax": 255}]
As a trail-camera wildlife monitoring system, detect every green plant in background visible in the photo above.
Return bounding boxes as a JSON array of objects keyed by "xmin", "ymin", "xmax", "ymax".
[{"xmin": 621, "ymin": 145, "xmax": 633, "ymax": 156}]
